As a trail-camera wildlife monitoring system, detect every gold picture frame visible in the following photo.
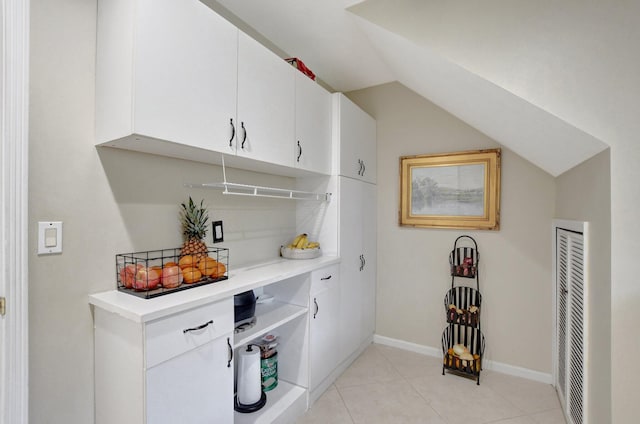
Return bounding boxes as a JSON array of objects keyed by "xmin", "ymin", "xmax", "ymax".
[{"xmin": 399, "ymin": 149, "xmax": 501, "ymax": 230}]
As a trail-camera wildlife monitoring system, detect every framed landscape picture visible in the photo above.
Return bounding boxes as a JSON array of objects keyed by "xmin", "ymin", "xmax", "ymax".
[{"xmin": 399, "ymin": 149, "xmax": 501, "ymax": 230}]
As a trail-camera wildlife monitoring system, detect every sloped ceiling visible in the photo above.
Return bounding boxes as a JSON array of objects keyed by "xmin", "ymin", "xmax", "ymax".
[{"xmin": 208, "ymin": 0, "xmax": 611, "ymax": 176}]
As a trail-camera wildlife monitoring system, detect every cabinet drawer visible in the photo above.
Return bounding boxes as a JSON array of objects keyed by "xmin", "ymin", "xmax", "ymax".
[
  {"xmin": 311, "ymin": 264, "xmax": 340, "ymax": 295},
  {"xmin": 145, "ymin": 298, "xmax": 233, "ymax": 368}
]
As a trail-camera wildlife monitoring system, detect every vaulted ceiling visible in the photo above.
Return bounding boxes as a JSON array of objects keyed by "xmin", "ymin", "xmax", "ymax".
[{"xmin": 204, "ymin": 0, "xmax": 625, "ymax": 177}]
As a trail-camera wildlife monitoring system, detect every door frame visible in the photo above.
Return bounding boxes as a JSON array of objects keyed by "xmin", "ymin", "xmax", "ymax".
[{"xmin": 1, "ymin": 0, "xmax": 30, "ymax": 423}]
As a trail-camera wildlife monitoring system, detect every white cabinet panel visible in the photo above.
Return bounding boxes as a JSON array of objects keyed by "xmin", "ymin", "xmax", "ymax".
[
  {"xmin": 333, "ymin": 94, "xmax": 377, "ymax": 183},
  {"xmin": 146, "ymin": 298, "xmax": 234, "ymax": 368},
  {"xmin": 338, "ymin": 177, "xmax": 364, "ymax": 360},
  {"xmin": 361, "ymin": 183, "xmax": 377, "ymax": 338},
  {"xmin": 309, "ymin": 265, "xmax": 340, "ymax": 390},
  {"xmin": 97, "ymin": 0, "xmax": 238, "ymax": 153},
  {"xmin": 338, "ymin": 177, "xmax": 376, "ymax": 361},
  {"xmin": 237, "ymin": 32, "xmax": 295, "ymax": 167},
  {"xmin": 295, "ymin": 72, "xmax": 332, "ymax": 174},
  {"xmin": 146, "ymin": 335, "xmax": 233, "ymax": 424}
]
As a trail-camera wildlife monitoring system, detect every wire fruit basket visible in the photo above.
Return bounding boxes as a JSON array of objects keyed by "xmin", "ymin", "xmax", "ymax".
[
  {"xmin": 442, "ymin": 324, "xmax": 485, "ymax": 384},
  {"xmin": 116, "ymin": 247, "xmax": 229, "ymax": 299}
]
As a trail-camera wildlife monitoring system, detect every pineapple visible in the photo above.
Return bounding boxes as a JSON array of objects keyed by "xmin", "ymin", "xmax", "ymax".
[{"xmin": 180, "ymin": 197, "xmax": 209, "ymax": 261}]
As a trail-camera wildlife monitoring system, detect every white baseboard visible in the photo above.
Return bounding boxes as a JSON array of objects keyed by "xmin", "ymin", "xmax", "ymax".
[{"xmin": 373, "ymin": 334, "xmax": 552, "ymax": 385}]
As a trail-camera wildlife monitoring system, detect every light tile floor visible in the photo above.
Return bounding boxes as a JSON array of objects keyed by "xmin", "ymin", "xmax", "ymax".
[{"xmin": 298, "ymin": 344, "xmax": 566, "ymax": 424}]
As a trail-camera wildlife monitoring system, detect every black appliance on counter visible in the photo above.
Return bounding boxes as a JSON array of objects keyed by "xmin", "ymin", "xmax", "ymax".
[{"xmin": 234, "ymin": 290, "xmax": 256, "ymax": 327}]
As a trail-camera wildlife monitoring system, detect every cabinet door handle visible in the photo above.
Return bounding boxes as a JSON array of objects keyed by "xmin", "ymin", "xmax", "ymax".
[
  {"xmin": 297, "ymin": 141, "xmax": 302, "ymax": 162},
  {"xmin": 241, "ymin": 122, "xmax": 247, "ymax": 149},
  {"xmin": 313, "ymin": 297, "xmax": 319, "ymax": 319},
  {"xmin": 183, "ymin": 319, "xmax": 213, "ymax": 334},
  {"xmin": 229, "ymin": 118, "xmax": 235, "ymax": 147},
  {"xmin": 361, "ymin": 161, "xmax": 366, "ymax": 176},
  {"xmin": 320, "ymin": 275, "xmax": 332, "ymax": 280},
  {"xmin": 359, "ymin": 254, "xmax": 364, "ymax": 271},
  {"xmin": 358, "ymin": 159, "xmax": 363, "ymax": 176},
  {"xmin": 362, "ymin": 254, "xmax": 366, "ymax": 269},
  {"xmin": 227, "ymin": 337, "xmax": 233, "ymax": 368}
]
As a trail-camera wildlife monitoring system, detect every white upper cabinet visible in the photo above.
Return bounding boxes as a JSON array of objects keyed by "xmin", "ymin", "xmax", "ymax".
[
  {"xmin": 96, "ymin": 0, "xmax": 333, "ymax": 176},
  {"xmin": 294, "ymin": 72, "xmax": 333, "ymax": 174},
  {"xmin": 236, "ymin": 32, "xmax": 295, "ymax": 168},
  {"xmin": 333, "ymin": 93, "xmax": 377, "ymax": 183},
  {"xmin": 96, "ymin": 0, "xmax": 238, "ymax": 154}
]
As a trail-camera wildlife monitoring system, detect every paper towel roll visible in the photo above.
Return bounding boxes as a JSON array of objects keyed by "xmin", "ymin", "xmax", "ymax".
[{"xmin": 237, "ymin": 346, "xmax": 262, "ymax": 405}]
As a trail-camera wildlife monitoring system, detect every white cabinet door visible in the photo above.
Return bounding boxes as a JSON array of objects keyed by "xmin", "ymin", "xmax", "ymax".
[
  {"xmin": 146, "ymin": 334, "xmax": 233, "ymax": 424},
  {"xmin": 295, "ymin": 72, "xmax": 332, "ymax": 174},
  {"xmin": 334, "ymin": 94, "xmax": 377, "ymax": 183},
  {"xmin": 338, "ymin": 177, "xmax": 377, "ymax": 362},
  {"xmin": 97, "ymin": 0, "xmax": 238, "ymax": 152},
  {"xmin": 237, "ymin": 32, "xmax": 295, "ymax": 167},
  {"xmin": 309, "ymin": 265, "xmax": 340, "ymax": 390},
  {"xmin": 338, "ymin": 177, "xmax": 365, "ymax": 361},
  {"xmin": 360, "ymin": 182, "xmax": 377, "ymax": 338}
]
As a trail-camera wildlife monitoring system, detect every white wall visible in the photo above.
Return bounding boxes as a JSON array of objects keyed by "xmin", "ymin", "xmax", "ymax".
[
  {"xmin": 347, "ymin": 82, "xmax": 556, "ymax": 373},
  {"xmin": 29, "ymin": 1, "xmax": 297, "ymax": 421},
  {"xmin": 555, "ymin": 150, "xmax": 611, "ymax": 423},
  {"xmin": 352, "ymin": 3, "xmax": 638, "ymax": 419}
]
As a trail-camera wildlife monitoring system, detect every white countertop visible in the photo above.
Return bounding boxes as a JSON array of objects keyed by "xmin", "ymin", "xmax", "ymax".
[{"xmin": 89, "ymin": 256, "xmax": 340, "ymax": 323}]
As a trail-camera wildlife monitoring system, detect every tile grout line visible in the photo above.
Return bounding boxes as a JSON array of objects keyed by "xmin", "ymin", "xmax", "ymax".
[
  {"xmin": 375, "ymin": 343, "xmax": 451, "ymax": 424},
  {"xmin": 333, "ymin": 384, "xmax": 358, "ymax": 424}
]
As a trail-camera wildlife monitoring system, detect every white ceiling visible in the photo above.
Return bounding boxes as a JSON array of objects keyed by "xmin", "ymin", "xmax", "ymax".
[{"xmin": 207, "ymin": 0, "xmax": 610, "ymax": 177}]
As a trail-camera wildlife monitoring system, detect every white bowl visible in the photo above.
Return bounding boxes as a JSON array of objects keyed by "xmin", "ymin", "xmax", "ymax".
[{"xmin": 280, "ymin": 246, "xmax": 322, "ymax": 260}]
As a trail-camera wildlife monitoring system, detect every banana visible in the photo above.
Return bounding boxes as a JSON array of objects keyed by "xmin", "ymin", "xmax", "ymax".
[
  {"xmin": 307, "ymin": 241, "xmax": 320, "ymax": 249},
  {"xmin": 291, "ymin": 233, "xmax": 307, "ymax": 247},
  {"xmin": 295, "ymin": 234, "xmax": 308, "ymax": 249}
]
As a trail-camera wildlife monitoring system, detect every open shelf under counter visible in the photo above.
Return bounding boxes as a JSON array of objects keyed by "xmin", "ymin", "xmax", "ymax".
[
  {"xmin": 235, "ymin": 380, "xmax": 307, "ymax": 424},
  {"xmin": 233, "ymin": 301, "xmax": 307, "ymax": 348}
]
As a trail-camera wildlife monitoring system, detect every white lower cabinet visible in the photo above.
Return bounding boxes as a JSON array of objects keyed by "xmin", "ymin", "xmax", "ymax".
[
  {"xmin": 93, "ymin": 298, "xmax": 234, "ymax": 424},
  {"xmin": 146, "ymin": 336, "xmax": 233, "ymax": 424},
  {"xmin": 309, "ymin": 265, "xmax": 340, "ymax": 391},
  {"xmin": 92, "ymin": 258, "xmax": 356, "ymax": 423}
]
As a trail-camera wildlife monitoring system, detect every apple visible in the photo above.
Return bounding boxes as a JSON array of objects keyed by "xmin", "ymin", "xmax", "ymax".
[
  {"xmin": 161, "ymin": 265, "xmax": 183, "ymax": 289},
  {"xmin": 119, "ymin": 263, "xmax": 143, "ymax": 289},
  {"xmin": 133, "ymin": 267, "xmax": 161, "ymax": 291}
]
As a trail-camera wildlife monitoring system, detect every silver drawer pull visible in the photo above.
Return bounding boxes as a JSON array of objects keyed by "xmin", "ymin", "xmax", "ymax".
[
  {"xmin": 320, "ymin": 275, "xmax": 332, "ymax": 280},
  {"xmin": 183, "ymin": 320, "xmax": 213, "ymax": 334}
]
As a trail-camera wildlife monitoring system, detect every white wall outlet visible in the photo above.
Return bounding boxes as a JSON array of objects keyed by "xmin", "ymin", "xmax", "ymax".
[{"xmin": 38, "ymin": 221, "xmax": 63, "ymax": 255}]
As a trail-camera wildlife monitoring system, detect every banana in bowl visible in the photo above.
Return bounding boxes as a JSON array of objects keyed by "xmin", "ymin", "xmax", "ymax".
[{"xmin": 281, "ymin": 233, "xmax": 322, "ymax": 259}]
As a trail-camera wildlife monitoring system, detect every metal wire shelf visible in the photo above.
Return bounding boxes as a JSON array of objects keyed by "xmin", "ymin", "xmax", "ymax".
[{"xmin": 185, "ymin": 154, "xmax": 331, "ymax": 202}]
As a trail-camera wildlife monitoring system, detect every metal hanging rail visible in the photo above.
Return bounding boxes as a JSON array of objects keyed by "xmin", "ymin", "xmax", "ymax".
[{"xmin": 185, "ymin": 155, "xmax": 332, "ymax": 202}]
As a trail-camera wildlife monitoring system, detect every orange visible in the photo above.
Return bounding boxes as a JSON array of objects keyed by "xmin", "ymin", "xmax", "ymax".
[
  {"xmin": 178, "ymin": 255, "xmax": 195, "ymax": 269},
  {"xmin": 211, "ymin": 262, "xmax": 226, "ymax": 279},
  {"xmin": 182, "ymin": 267, "xmax": 202, "ymax": 284},
  {"xmin": 197, "ymin": 257, "xmax": 218, "ymax": 276}
]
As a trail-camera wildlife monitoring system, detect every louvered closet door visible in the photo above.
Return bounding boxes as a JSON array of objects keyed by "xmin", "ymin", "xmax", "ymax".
[{"xmin": 556, "ymin": 228, "xmax": 586, "ymax": 424}]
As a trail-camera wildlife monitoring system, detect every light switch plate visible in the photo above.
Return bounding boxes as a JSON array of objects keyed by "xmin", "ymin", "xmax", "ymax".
[{"xmin": 38, "ymin": 221, "xmax": 63, "ymax": 255}]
